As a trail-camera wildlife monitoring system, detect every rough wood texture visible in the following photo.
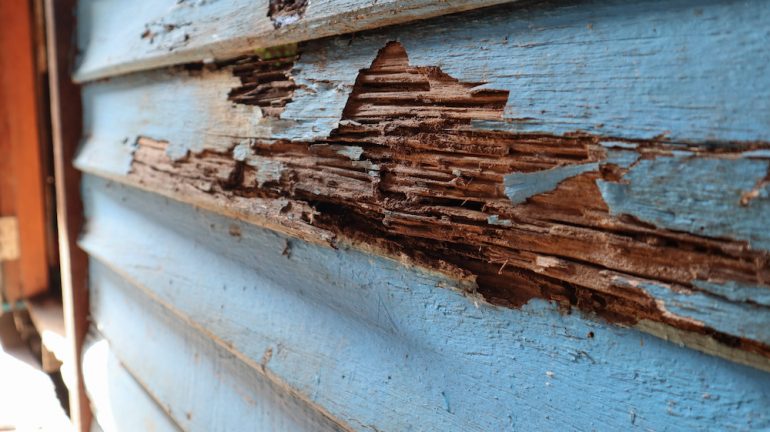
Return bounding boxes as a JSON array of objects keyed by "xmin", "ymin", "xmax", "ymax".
[
  {"xmin": 119, "ymin": 41, "xmax": 770, "ymax": 368},
  {"xmin": 79, "ymin": 175, "xmax": 770, "ymax": 431},
  {"xmin": 45, "ymin": 0, "xmax": 92, "ymax": 429},
  {"xmin": 0, "ymin": 0, "xmax": 50, "ymax": 302},
  {"xmin": 74, "ymin": 0, "xmax": 517, "ymax": 82}
]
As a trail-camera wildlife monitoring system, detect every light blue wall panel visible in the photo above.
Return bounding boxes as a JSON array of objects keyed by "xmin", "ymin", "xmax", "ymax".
[
  {"xmin": 81, "ymin": 337, "xmax": 180, "ymax": 432},
  {"xmin": 78, "ymin": 0, "xmax": 770, "ymax": 177},
  {"xmin": 80, "ymin": 175, "xmax": 770, "ymax": 431},
  {"xmin": 288, "ymin": 0, "xmax": 770, "ymax": 142},
  {"xmin": 87, "ymin": 259, "xmax": 347, "ymax": 432},
  {"xmin": 75, "ymin": 0, "xmax": 515, "ymax": 81}
]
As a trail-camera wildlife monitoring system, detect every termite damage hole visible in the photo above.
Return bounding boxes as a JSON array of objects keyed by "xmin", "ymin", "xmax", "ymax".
[{"xmin": 268, "ymin": 0, "xmax": 308, "ymax": 28}]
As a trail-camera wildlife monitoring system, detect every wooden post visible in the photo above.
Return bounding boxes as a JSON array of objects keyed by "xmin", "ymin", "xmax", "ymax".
[
  {"xmin": 43, "ymin": 0, "xmax": 92, "ymax": 430},
  {"xmin": 0, "ymin": 0, "xmax": 49, "ymax": 302}
]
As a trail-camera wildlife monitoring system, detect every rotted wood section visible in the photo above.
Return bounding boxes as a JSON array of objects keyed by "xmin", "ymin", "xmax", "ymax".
[
  {"xmin": 79, "ymin": 175, "xmax": 770, "ymax": 431},
  {"xmin": 123, "ymin": 40, "xmax": 770, "ymax": 369}
]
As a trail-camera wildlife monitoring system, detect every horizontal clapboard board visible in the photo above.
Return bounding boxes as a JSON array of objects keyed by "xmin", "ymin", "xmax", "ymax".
[
  {"xmin": 80, "ymin": 175, "xmax": 770, "ymax": 430},
  {"xmin": 75, "ymin": 0, "xmax": 516, "ymax": 81}
]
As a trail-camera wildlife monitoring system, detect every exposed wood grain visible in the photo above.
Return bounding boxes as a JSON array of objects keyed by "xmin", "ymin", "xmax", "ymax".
[
  {"xmin": 44, "ymin": 0, "xmax": 92, "ymax": 429},
  {"xmin": 82, "ymin": 40, "xmax": 770, "ymax": 366},
  {"xmin": 76, "ymin": 0, "xmax": 770, "ymax": 177},
  {"xmin": 79, "ymin": 175, "xmax": 770, "ymax": 431},
  {"xmin": 74, "ymin": 0, "xmax": 518, "ymax": 82},
  {"xmin": 0, "ymin": 0, "xmax": 50, "ymax": 301}
]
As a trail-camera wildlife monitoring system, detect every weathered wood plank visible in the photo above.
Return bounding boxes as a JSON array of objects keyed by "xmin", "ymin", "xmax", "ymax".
[
  {"xmin": 76, "ymin": 27, "xmax": 770, "ymax": 362},
  {"xmin": 45, "ymin": 0, "xmax": 92, "ymax": 428},
  {"xmin": 74, "ymin": 0, "xmax": 516, "ymax": 82},
  {"xmin": 78, "ymin": 0, "xmax": 770, "ymax": 150},
  {"xmin": 87, "ymin": 259, "xmax": 349, "ymax": 432},
  {"xmin": 26, "ymin": 296, "xmax": 68, "ymax": 374},
  {"xmin": 81, "ymin": 337, "xmax": 180, "ymax": 432},
  {"xmin": 79, "ymin": 175, "xmax": 770, "ymax": 431}
]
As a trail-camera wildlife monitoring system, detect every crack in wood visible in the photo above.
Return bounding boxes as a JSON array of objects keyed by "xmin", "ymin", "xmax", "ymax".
[{"xmin": 129, "ymin": 41, "xmax": 770, "ymax": 363}]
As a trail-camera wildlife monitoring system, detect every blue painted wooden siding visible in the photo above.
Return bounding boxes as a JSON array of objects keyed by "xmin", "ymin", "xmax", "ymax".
[
  {"xmin": 81, "ymin": 175, "xmax": 770, "ymax": 431},
  {"xmin": 74, "ymin": 0, "xmax": 770, "ymax": 430},
  {"xmin": 74, "ymin": 0, "xmax": 516, "ymax": 81}
]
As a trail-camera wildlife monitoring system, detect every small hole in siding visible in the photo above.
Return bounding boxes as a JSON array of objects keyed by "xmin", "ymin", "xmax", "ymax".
[{"xmin": 268, "ymin": 0, "xmax": 308, "ymax": 29}]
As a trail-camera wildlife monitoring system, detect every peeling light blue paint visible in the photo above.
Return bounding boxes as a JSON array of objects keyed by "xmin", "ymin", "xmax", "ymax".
[
  {"xmin": 742, "ymin": 149, "xmax": 770, "ymax": 158},
  {"xmin": 245, "ymin": 157, "xmax": 285, "ymax": 187},
  {"xmin": 600, "ymin": 141, "xmax": 638, "ymax": 150},
  {"xmin": 693, "ymin": 280, "xmax": 770, "ymax": 308},
  {"xmin": 639, "ymin": 281, "xmax": 770, "ymax": 345},
  {"xmin": 277, "ymin": 39, "xmax": 379, "ymax": 141},
  {"xmin": 598, "ymin": 156, "xmax": 770, "ymax": 251},
  {"xmin": 80, "ymin": 175, "xmax": 770, "ymax": 431},
  {"xmin": 487, "ymin": 215, "xmax": 513, "ymax": 227},
  {"xmin": 232, "ymin": 139, "xmax": 254, "ymax": 161},
  {"xmin": 602, "ymin": 149, "xmax": 640, "ymax": 169},
  {"xmin": 335, "ymin": 146, "xmax": 364, "ymax": 161},
  {"xmin": 78, "ymin": 0, "xmax": 770, "ymax": 173},
  {"xmin": 600, "ymin": 141, "xmax": 641, "ymax": 169},
  {"xmin": 504, "ymin": 163, "xmax": 598, "ymax": 205},
  {"xmin": 308, "ymin": 0, "xmax": 770, "ymax": 142},
  {"xmin": 78, "ymin": 68, "xmax": 269, "ymax": 174}
]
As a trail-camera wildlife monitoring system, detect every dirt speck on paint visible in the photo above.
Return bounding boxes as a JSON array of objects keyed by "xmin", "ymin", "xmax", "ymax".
[
  {"xmin": 261, "ymin": 347, "xmax": 274, "ymax": 371},
  {"xmin": 228, "ymin": 224, "xmax": 242, "ymax": 237}
]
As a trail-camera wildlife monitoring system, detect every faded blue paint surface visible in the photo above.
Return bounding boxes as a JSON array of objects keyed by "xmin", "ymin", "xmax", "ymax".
[
  {"xmin": 293, "ymin": 0, "xmax": 770, "ymax": 142},
  {"xmin": 75, "ymin": 0, "xmax": 513, "ymax": 81},
  {"xmin": 598, "ymin": 156, "xmax": 770, "ymax": 251},
  {"xmin": 631, "ymin": 280, "xmax": 770, "ymax": 346},
  {"xmin": 80, "ymin": 175, "xmax": 770, "ymax": 431},
  {"xmin": 504, "ymin": 163, "xmax": 598, "ymax": 204},
  {"xmin": 82, "ymin": 338, "xmax": 179, "ymax": 432},
  {"xmin": 79, "ymin": 69, "xmax": 267, "ymax": 174},
  {"xmin": 78, "ymin": 0, "xmax": 770, "ymax": 167},
  {"xmin": 693, "ymin": 280, "xmax": 770, "ymax": 308},
  {"xmin": 88, "ymin": 260, "xmax": 347, "ymax": 432}
]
